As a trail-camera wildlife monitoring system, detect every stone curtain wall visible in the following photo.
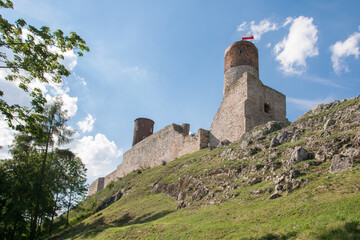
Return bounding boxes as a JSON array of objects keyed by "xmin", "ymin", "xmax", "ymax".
[
  {"xmin": 88, "ymin": 123, "xmax": 210, "ymax": 195},
  {"xmin": 88, "ymin": 177, "xmax": 104, "ymax": 196},
  {"xmin": 104, "ymin": 170, "xmax": 117, "ymax": 189},
  {"xmin": 116, "ymin": 123, "xmax": 205, "ymax": 176}
]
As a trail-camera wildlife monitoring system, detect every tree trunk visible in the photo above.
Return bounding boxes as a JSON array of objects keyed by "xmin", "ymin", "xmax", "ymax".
[
  {"xmin": 37, "ymin": 217, "xmax": 43, "ymax": 237},
  {"xmin": 49, "ymin": 193, "xmax": 59, "ymax": 235},
  {"xmin": 10, "ymin": 219, "xmax": 17, "ymax": 240},
  {"xmin": 29, "ymin": 124, "xmax": 52, "ymax": 240},
  {"xmin": 66, "ymin": 191, "xmax": 72, "ymax": 226}
]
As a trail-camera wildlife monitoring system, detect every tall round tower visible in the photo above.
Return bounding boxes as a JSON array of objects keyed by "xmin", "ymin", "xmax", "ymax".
[
  {"xmin": 223, "ymin": 41, "xmax": 259, "ymax": 94},
  {"xmin": 132, "ymin": 118, "xmax": 154, "ymax": 146}
]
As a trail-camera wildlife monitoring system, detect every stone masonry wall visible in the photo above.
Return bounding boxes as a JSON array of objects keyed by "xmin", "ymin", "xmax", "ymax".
[
  {"xmin": 104, "ymin": 169, "xmax": 117, "ymax": 189},
  {"xmin": 223, "ymin": 65, "xmax": 258, "ymax": 95},
  {"xmin": 88, "ymin": 177, "xmax": 104, "ymax": 196},
  {"xmin": 263, "ymin": 85, "xmax": 286, "ymax": 122},
  {"xmin": 244, "ymin": 73, "xmax": 286, "ymax": 131},
  {"xmin": 210, "ymin": 72, "xmax": 248, "ymax": 147},
  {"xmin": 210, "ymin": 72, "xmax": 287, "ymax": 147},
  {"xmin": 93, "ymin": 123, "xmax": 210, "ymax": 192}
]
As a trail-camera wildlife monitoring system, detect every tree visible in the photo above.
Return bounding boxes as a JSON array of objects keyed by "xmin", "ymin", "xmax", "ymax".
[
  {"xmin": 0, "ymin": 1, "xmax": 88, "ymax": 238},
  {"xmin": 0, "ymin": 1, "xmax": 89, "ymax": 238},
  {"xmin": 46, "ymin": 148, "xmax": 87, "ymax": 234},
  {"xmin": 28, "ymin": 101, "xmax": 75, "ymax": 239},
  {"xmin": 0, "ymin": 134, "xmax": 88, "ymax": 239},
  {"xmin": 0, "ymin": 0, "xmax": 89, "ymax": 133},
  {"xmin": 0, "ymin": 133, "xmax": 41, "ymax": 239}
]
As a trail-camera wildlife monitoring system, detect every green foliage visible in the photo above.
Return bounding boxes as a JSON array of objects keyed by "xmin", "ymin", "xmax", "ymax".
[
  {"xmin": 0, "ymin": 0, "xmax": 13, "ymax": 9},
  {"xmin": 0, "ymin": 0, "xmax": 88, "ymax": 132},
  {"xmin": 0, "ymin": 102, "xmax": 87, "ymax": 239},
  {"xmin": 0, "ymin": 1, "xmax": 89, "ymax": 238}
]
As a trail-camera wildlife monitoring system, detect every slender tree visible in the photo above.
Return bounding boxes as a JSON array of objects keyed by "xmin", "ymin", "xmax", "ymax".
[{"xmin": 29, "ymin": 101, "xmax": 74, "ymax": 239}]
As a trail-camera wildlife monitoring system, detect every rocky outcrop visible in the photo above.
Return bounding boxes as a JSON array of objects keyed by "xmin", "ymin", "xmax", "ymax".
[
  {"xmin": 148, "ymin": 96, "xmax": 360, "ymax": 208},
  {"xmin": 95, "ymin": 189, "xmax": 125, "ymax": 212}
]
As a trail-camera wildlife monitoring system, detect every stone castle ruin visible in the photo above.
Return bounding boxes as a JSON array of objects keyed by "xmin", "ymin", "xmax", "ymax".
[{"xmin": 89, "ymin": 41, "xmax": 287, "ymax": 196}]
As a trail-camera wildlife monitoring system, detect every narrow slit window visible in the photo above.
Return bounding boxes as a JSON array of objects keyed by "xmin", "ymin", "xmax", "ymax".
[{"xmin": 264, "ymin": 103, "xmax": 270, "ymax": 113}]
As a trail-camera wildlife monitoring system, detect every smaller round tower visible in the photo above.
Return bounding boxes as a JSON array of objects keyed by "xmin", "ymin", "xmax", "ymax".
[
  {"xmin": 132, "ymin": 118, "xmax": 155, "ymax": 146},
  {"xmin": 223, "ymin": 41, "xmax": 259, "ymax": 94}
]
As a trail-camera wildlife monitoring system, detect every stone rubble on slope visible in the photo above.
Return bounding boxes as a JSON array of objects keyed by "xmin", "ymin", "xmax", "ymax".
[{"xmin": 146, "ymin": 96, "xmax": 360, "ymax": 208}]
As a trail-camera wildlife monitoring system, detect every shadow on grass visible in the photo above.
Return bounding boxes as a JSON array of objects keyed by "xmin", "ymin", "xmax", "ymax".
[
  {"xmin": 52, "ymin": 210, "xmax": 174, "ymax": 239},
  {"xmin": 253, "ymin": 221, "xmax": 359, "ymax": 240},
  {"xmin": 251, "ymin": 231, "xmax": 297, "ymax": 240},
  {"xmin": 317, "ymin": 221, "xmax": 360, "ymax": 240},
  {"xmin": 51, "ymin": 216, "xmax": 106, "ymax": 240},
  {"xmin": 133, "ymin": 210, "xmax": 174, "ymax": 225}
]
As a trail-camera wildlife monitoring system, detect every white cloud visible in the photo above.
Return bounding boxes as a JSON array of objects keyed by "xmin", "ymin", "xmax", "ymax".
[
  {"xmin": 283, "ymin": 17, "xmax": 293, "ymax": 27},
  {"xmin": 274, "ymin": 16, "xmax": 319, "ymax": 75},
  {"xmin": 60, "ymin": 94, "xmax": 78, "ymax": 118},
  {"xmin": 0, "ymin": 119, "xmax": 14, "ymax": 148},
  {"xmin": 49, "ymin": 47, "xmax": 78, "ymax": 71},
  {"xmin": 45, "ymin": 93, "xmax": 78, "ymax": 118},
  {"xmin": 73, "ymin": 73, "xmax": 87, "ymax": 86},
  {"xmin": 77, "ymin": 114, "xmax": 96, "ymax": 133},
  {"xmin": 0, "ymin": 119, "xmax": 14, "ymax": 159},
  {"xmin": 266, "ymin": 43, "xmax": 272, "ymax": 48},
  {"xmin": 237, "ymin": 19, "xmax": 278, "ymax": 40},
  {"xmin": 287, "ymin": 96, "xmax": 335, "ymax": 110},
  {"xmin": 329, "ymin": 29, "xmax": 360, "ymax": 74},
  {"xmin": 237, "ymin": 21, "xmax": 247, "ymax": 31},
  {"xmin": 250, "ymin": 19, "xmax": 278, "ymax": 40},
  {"xmin": 72, "ymin": 134, "xmax": 123, "ymax": 182},
  {"xmin": 0, "ymin": 151, "xmax": 11, "ymax": 160},
  {"xmin": 303, "ymin": 75, "xmax": 344, "ymax": 88}
]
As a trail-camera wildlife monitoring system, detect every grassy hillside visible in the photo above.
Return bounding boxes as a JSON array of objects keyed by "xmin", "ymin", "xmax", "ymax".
[{"xmin": 52, "ymin": 96, "xmax": 360, "ymax": 239}]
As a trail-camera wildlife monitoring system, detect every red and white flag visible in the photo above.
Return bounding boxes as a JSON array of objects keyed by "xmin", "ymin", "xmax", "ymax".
[{"xmin": 242, "ymin": 35, "xmax": 254, "ymax": 40}]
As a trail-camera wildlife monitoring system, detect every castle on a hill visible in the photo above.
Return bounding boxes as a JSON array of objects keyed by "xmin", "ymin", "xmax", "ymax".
[{"xmin": 89, "ymin": 41, "xmax": 287, "ymax": 196}]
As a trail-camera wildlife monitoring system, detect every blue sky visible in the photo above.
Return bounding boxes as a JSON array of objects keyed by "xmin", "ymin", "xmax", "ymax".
[{"xmin": 1, "ymin": 0, "xmax": 360, "ymax": 183}]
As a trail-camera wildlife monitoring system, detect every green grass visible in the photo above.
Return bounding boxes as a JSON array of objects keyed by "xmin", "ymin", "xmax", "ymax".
[
  {"xmin": 52, "ymin": 155, "xmax": 360, "ymax": 240},
  {"xmin": 51, "ymin": 97, "xmax": 360, "ymax": 239}
]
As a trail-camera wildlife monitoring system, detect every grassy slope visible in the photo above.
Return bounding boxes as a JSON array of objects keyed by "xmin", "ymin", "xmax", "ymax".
[
  {"xmin": 53, "ymin": 98, "xmax": 360, "ymax": 240},
  {"xmin": 55, "ymin": 165, "xmax": 360, "ymax": 239}
]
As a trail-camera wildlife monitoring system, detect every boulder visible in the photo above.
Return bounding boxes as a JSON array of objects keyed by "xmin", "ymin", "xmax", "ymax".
[
  {"xmin": 265, "ymin": 121, "xmax": 288, "ymax": 134},
  {"xmin": 277, "ymin": 131, "xmax": 291, "ymax": 144},
  {"xmin": 270, "ymin": 137, "xmax": 280, "ymax": 148},
  {"xmin": 289, "ymin": 147, "xmax": 309, "ymax": 165},
  {"xmin": 324, "ymin": 119, "xmax": 336, "ymax": 130},
  {"xmin": 330, "ymin": 154, "xmax": 353, "ymax": 173},
  {"xmin": 217, "ymin": 139, "xmax": 231, "ymax": 148},
  {"xmin": 269, "ymin": 193, "xmax": 282, "ymax": 199},
  {"xmin": 176, "ymin": 201, "xmax": 188, "ymax": 209},
  {"xmin": 354, "ymin": 131, "xmax": 360, "ymax": 146}
]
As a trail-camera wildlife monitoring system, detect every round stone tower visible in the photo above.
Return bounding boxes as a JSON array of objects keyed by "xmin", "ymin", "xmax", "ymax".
[
  {"xmin": 132, "ymin": 118, "xmax": 154, "ymax": 146},
  {"xmin": 223, "ymin": 40, "xmax": 259, "ymax": 94}
]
